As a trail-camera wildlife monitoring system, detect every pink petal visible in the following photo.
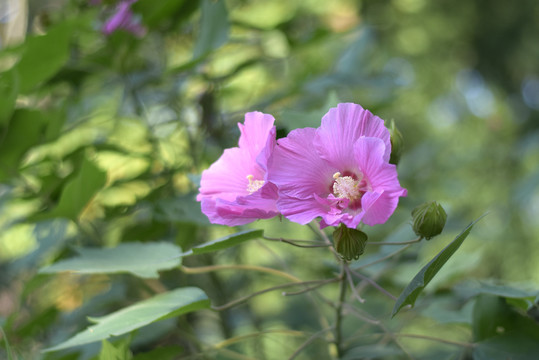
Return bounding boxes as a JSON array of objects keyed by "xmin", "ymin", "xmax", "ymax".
[
  {"xmin": 353, "ymin": 137, "xmax": 405, "ymax": 193},
  {"xmin": 314, "ymin": 103, "xmax": 391, "ymax": 170},
  {"xmin": 360, "ymin": 190, "xmax": 404, "ymax": 226},
  {"xmin": 238, "ymin": 112, "xmax": 276, "ymax": 163},
  {"xmin": 198, "ymin": 147, "xmax": 263, "ymax": 202},
  {"xmin": 276, "ymin": 194, "xmax": 330, "ymax": 225},
  {"xmin": 353, "ymin": 137, "xmax": 407, "ymax": 225},
  {"xmin": 268, "ymin": 128, "xmax": 336, "ymax": 199},
  {"xmin": 201, "ymin": 197, "xmax": 277, "ymax": 226}
]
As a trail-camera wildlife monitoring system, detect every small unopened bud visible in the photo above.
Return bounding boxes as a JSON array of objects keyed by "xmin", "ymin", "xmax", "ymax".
[
  {"xmin": 412, "ymin": 201, "xmax": 447, "ymax": 240},
  {"xmin": 389, "ymin": 120, "xmax": 404, "ymax": 165},
  {"xmin": 333, "ymin": 224, "xmax": 368, "ymax": 261}
]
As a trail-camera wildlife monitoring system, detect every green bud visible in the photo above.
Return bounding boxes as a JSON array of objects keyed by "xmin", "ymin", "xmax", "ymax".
[
  {"xmin": 333, "ymin": 224, "xmax": 368, "ymax": 261},
  {"xmin": 412, "ymin": 201, "xmax": 447, "ymax": 240},
  {"xmin": 389, "ymin": 120, "xmax": 404, "ymax": 165}
]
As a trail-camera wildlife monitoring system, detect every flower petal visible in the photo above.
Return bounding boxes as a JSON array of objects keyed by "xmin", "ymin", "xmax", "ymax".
[
  {"xmin": 238, "ymin": 112, "xmax": 276, "ymax": 162},
  {"xmin": 198, "ymin": 147, "xmax": 263, "ymax": 202},
  {"xmin": 201, "ymin": 196, "xmax": 277, "ymax": 226},
  {"xmin": 353, "ymin": 137, "xmax": 406, "ymax": 193},
  {"xmin": 353, "ymin": 137, "xmax": 406, "ymax": 225},
  {"xmin": 269, "ymin": 128, "xmax": 336, "ymax": 199},
  {"xmin": 315, "ymin": 103, "xmax": 391, "ymax": 170},
  {"xmin": 360, "ymin": 190, "xmax": 405, "ymax": 226},
  {"xmin": 276, "ymin": 194, "xmax": 330, "ymax": 225}
]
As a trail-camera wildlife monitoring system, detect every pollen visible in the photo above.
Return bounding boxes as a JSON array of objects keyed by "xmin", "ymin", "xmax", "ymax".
[
  {"xmin": 332, "ymin": 172, "xmax": 362, "ymax": 200},
  {"xmin": 246, "ymin": 174, "xmax": 265, "ymax": 194}
]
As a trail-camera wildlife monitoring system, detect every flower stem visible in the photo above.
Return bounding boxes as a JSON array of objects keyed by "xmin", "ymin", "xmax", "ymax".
[
  {"xmin": 263, "ymin": 236, "xmax": 331, "ymax": 248},
  {"xmin": 334, "ymin": 263, "xmax": 348, "ymax": 358},
  {"xmin": 369, "ymin": 236, "xmax": 423, "ymax": 246},
  {"xmin": 212, "ymin": 278, "xmax": 340, "ymax": 311}
]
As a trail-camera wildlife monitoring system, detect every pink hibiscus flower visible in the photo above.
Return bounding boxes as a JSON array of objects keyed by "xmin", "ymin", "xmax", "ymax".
[
  {"xmin": 268, "ymin": 103, "xmax": 407, "ymax": 229},
  {"xmin": 197, "ymin": 112, "xmax": 279, "ymax": 226}
]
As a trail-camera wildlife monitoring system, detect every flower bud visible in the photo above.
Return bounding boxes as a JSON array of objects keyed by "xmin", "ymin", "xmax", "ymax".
[
  {"xmin": 389, "ymin": 120, "xmax": 404, "ymax": 165},
  {"xmin": 412, "ymin": 201, "xmax": 447, "ymax": 240},
  {"xmin": 333, "ymin": 224, "xmax": 368, "ymax": 261}
]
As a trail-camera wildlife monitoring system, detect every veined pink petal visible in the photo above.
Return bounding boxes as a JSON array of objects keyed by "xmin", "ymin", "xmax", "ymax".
[
  {"xmin": 268, "ymin": 128, "xmax": 336, "ymax": 199},
  {"xmin": 201, "ymin": 195, "xmax": 277, "ymax": 226},
  {"xmin": 353, "ymin": 137, "xmax": 405, "ymax": 193},
  {"xmin": 276, "ymin": 194, "xmax": 331, "ymax": 225},
  {"xmin": 239, "ymin": 112, "xmax": 276, "ymax": 162},
  {"xmin": 353, "ymin": 137, "xmax": 407, "ymax": 225},
  {"xmin": 197, "ymin": 148, "xmax": 262, "ymax": 202},
  {"xmin": 314, "ymin": 103, "xmax": 391, "ymax": 170}
]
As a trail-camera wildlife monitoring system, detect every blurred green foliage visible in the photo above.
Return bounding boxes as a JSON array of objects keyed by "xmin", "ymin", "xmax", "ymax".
[{"xmin": 0, "ymin": 0, "xmax": 539, "ymax": 359}]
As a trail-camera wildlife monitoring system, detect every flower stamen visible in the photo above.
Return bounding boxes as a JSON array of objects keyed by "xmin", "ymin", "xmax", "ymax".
[
  {"xmin": 332, "ymin": 172, "xmax": 362, "ymax": 200},
  {"xmin": 246, "ymin": 174, "xmax": 265, "ymax": 194}
]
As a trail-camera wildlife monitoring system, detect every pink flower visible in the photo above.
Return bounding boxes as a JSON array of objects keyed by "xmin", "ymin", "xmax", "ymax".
[
  {"xmin": 102, "ymin": 0, "xmax": 146, "ymax": 37},
  {"xmin": 268, "ymin": 103, "xmax": 407, "ymax": 228},
  {"xmin": 197, "ymin": 112, "xmax": 279, "ymax": 226}
]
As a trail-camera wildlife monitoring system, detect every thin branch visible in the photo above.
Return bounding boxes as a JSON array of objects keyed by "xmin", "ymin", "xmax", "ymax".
[
  {"xmin": 263, "ymin": 236, "xmax": 331, "ymax": 248},
  {"xmin": 334, "ymin": 263, "xmax": 348, "ymax": 358},
  {"xmin": 213, "ymin": 329, "xmax": 305, "ymax": 349},
  {"xmin": 212, "ymin": 278, "xmax": 339, "ymax": 311},
  {"xmin": 288, "ymin": 326, "xmax": 335, "ymax": 360},
  {"xmin": 348, "ymin": 268, "xmax": 397, "ymax": 301},
  {"xmin": 353, "ymin": 244, "xmax": 413, "ymax": 270},
  {"xmin": 344, "ymin": 265, "xmax": 365, "ymax": 303},
  {"xmin": 181, "ymin": 264, "xmax": 301, "ymax": 282},
  {"xmin": 341, "ymin": 303, "xmax": 381, "ymax": 325},
  {"xmin": 282, "ymin": 278, "xmax": 340, "ymax": 296},
  {"xmin": 369, "ymin": 236, "xmax": 423, "ymax": 246}
]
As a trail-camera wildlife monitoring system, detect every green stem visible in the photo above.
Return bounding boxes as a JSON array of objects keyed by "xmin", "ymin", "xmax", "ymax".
[
  {"xmin": 369, "ymin": 236, "xmax": 423, "ymax": 246},
  {"xmin": 334, "ymin": 263, "xmax": 347, "ymax": 358},
  {"xmin": 212, "ymin": 278, "xmax": 340, "ymax": 311},
  {"xmin": 263, "ymin": 236, "xmax": 331, "ymax": 248}
]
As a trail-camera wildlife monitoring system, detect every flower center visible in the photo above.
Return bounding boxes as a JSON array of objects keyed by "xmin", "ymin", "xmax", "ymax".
[
  {"xmin": 332, "ymin": 172, "xmax": 362, "ymax": 200},
  {"xmin": 246, "ymin": 174, "xmax": 265, "ymax": 194}
]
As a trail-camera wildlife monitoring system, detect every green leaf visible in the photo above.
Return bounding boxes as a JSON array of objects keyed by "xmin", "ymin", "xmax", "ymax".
[
  {"xmin": 133, "ymin": 0, "xmax": 186, "ymax": 27},
  {"xmin": 37, "ymin": 155, "xmax": 107, "ymax": 222},
  {"xmin": 186, "ymin": 229, "xmax": 264, "ymax": 255},
  {"xmin": 392, "ymin": 216, "xmax": 485, "ymax": 317},
  {"xmin": 99, "ymin": 339, "xmax": 133, "ymax": 360},
  {"xmin": 43, "ymin": 287, "xmax": 210, "ymax": 352},
  {"xmin": 456, "ymin": 280, "xmax": 538, "ymax": 300},
  {"xmin": 0, "ymin": 69, "xmax": 18, "ymax": 125},
  {"xmin": 0, "ymin": 326, "xmax": 14, "ymax": 360},
  {"xmin": 193, "ymin": 0, "xmax": 229, "ymax": 59},
  {"xmin": 474, "ymin": 330, "xmax": 539, "ymax": 360},
  {"xmin": 155, "ymin": 195, "xmax": 210, "ymax": 225},
  {"xmin": 40, "ymin": 242, "xmax": 182, "ymax": 278},
  {"xmin": 13, "ymin": 21, "xmax": 73, "ymax": 93},
  {"xmin": 472, "ymin": 298, "xmax": 539, "ymax": 360},
  {"xmin": 0, "ymin": 109, "xmax": 46, "ymax": 180}
]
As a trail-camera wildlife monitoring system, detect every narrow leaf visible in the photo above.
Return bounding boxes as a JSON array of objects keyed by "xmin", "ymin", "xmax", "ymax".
[
  {"xmin": 189, "ymin": 229, "xmax": 263, "ymax": 255},
  {"xmin": 40, "ymin": 242, "xmax": 182, "ymax": 278},
  {"xmin": 392, "ymin": 216, "xmax": 485, "ymax": 317},
  {"xmin": 43, "ymin": 287, "xmax": 210, "ymax": 352}
]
